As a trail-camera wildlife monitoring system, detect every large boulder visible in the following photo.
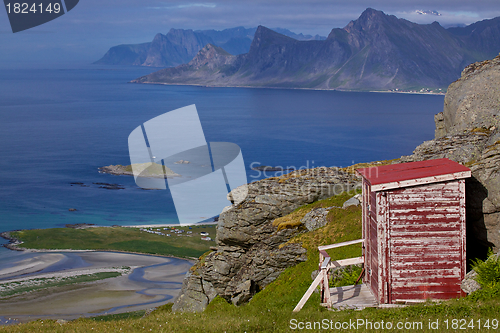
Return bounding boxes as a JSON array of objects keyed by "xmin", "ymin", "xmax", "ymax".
[
  {"xmin": 402, "ymin": 54, "xmax": 500, "ymax": 257},
  {"xmin": 301, "ymin": 207, "xmax": 333, "ymax": 231},
  {"xmin": 435, "ymin": 54, "xmax": 500, "ymax": 138},
  {"xmin": 172, "ymin": 167, "xmax": 360, "ymax": 312}
]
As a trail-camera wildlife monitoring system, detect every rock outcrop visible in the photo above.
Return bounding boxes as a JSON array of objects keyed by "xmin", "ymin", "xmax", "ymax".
[
  {"xmin": 436, "ymin": 55, "xmax": 500, "ymax": 138},
  {"xmin": 402, "ymin": 54, "xmax": 500, "ymax": 257},
  {"xmin": 301, "ymin": 207, "xmax": 336, "ymax": 232},
  {"xmin": 461, "ymin": 270, "xmax": 481, "ymax": 294},
  {"xmin": 172, "ymin": 167, "xmax": 360, "ymax": 312},
  {"xmin": 98, "ymin": 164, "xmax": 180, "ymax": 178}
]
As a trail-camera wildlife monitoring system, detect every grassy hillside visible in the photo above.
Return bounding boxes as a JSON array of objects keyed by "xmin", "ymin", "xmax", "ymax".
[
  {"xmin": 3, "ymin": 193, "xmax": 500, "ymax": 332},
  {"xmin": 9, "ymin": 225, "xmax": 216, "ymax": 259}
]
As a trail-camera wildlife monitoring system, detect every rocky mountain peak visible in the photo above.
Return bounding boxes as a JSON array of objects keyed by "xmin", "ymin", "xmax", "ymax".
[
  {"xmin": 188, "ymin": 43, "xmax": 235, "ymax": 70},
  {"xmin": 167, "ymin": 27, "xmax": 194, "ymax": 35},
  {"xmin": 344, "ymin": 8, "xmax": 388, "ymax": 33},
  {"xmin": 249, "ymin": 25, "xmax": 296, "ymax": 50},
  {"xmin": 152, "ymin": 32, "xmax": 164, "ymax": 41},
  {"xmin": 194, "ymin": 43, "xmax": 231, "ymax": 59},
  {"xmin": 359, "ymin": 7, "xmax": 387, "ymax": 21}
]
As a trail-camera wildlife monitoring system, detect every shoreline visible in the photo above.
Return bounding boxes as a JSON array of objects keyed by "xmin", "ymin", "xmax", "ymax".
[
  {"xmin": 98, "ymin": 164, "xmax": 181, "ymax": 179},
  {"xmin": 0, "ymin": 223, "xmax": 217, "ymax": 261},
  {"xmin": 0, "ymin": 251, "xmax": 192, "ymax": 323},
  {"xmin": 130, "ymin": 80, "xmax": 446, "ymax": 95},
  {"xmin": 0, "ymin": 232, "xmax": 24, "ymax": 252},
  {"xmin": 0, "ymin": 231, "xmax": 199, "ymax": 262}
]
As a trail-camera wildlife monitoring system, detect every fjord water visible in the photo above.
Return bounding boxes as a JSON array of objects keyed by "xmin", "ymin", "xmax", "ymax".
[{"xmin": 0, "ymin": 66, "xmax": 444, "ymax": 241}]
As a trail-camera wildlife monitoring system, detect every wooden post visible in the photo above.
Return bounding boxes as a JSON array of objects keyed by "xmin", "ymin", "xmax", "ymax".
[
  {"xmin": 293, "ymin": 270, "xmax": 324, "ymax": 312},
  {"xmin": 293, "ymin": 240, "xmax": 364, "ymax": 312}
]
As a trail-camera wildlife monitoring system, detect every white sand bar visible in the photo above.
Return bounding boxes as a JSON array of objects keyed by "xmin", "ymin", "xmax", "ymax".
[{"xmin": 0, "ymin": 251, "xmax": 192, "ymax": 322}]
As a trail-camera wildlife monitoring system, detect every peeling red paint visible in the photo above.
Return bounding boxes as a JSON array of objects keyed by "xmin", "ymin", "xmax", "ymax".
[{"xmin": 357, "ymin": 159, "xmax": 470, "ymax": 304}]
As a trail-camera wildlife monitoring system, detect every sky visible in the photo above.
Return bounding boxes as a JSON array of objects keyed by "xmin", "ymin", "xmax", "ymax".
[{"xmin": 1, "ymin": 0, "xmax": 500, "ymax": 69}]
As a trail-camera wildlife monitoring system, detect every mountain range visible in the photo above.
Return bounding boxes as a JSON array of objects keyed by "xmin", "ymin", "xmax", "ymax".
[
  {"xmin": 131, "ymin": 8, "xmax": 500, "ymax": 91},
  {"xmin": 94, "ymin": 27, "xmax": 325, "ymax": 68}
]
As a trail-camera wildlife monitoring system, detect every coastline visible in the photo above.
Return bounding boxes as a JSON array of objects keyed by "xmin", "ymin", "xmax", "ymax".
[
  {"xmin": 0, "ymin": 221, "xmax": 218, "ymax": 264},
  {"xmin": 0, "ymin": 251, "xmax": 192, "ymax": 323},
  {"xmin": 0, "ymin": 230, "xmax": 200, "ymax": 262},
  {"xmin": 0, "ymin": 232, "xmax": 24, "ymax": 252},
  {"xmin": 130, "ymin": 80, "xmax": 446, "ymax": 95},
  {"xmin": 98, "ymin": 164, "xmax": 181, "ymax": 178},
  {"xmin": 123, "ymin": 221, "xmax": 218, "ymax": 228}
]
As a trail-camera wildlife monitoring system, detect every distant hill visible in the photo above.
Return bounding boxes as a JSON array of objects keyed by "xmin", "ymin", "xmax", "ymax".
[
  {"xmin": 94, "ymin": 42, "xmax": 151, "ymax": 66},
  {"xmin": 94, "ymin": 27, "xmax": 325, "ymax": 67},
  {"xmin": 95, "ymin": 29, "xmax": 213, "ymax": 67},
  {"xmin": 131, "ymin": 8, "xmax": 500, "ymax": 91},
  {"xmin": 271, "ymin": 28, "xmax": 326, "ymax": 41},
  {"xmin": 196, "ymin": 26, "xmax": 255, "ymax": 56}
]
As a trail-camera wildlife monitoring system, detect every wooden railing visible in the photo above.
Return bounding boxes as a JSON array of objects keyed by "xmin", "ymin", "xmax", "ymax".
[{"xmin": 292, "ymin": 239, "xmax": 364, "ymax": 312}]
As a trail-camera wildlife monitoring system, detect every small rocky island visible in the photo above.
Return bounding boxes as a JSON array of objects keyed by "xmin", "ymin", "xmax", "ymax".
[
  {"xmin": 99, "ymin": 163, "xmax": 181, "ymax": 178},
  {"xmin": 251, "ymin": 165, "xmax": 293, "ymax": 171}
]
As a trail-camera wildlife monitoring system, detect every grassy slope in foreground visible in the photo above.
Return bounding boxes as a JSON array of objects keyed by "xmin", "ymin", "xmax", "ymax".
[
  {"xmin": 5, "ymin": 191, "xmax": 500, "ymax": 332},
  {"xmin": 9, "ymin": 225, "xmax": 216, "ymax": 259}
]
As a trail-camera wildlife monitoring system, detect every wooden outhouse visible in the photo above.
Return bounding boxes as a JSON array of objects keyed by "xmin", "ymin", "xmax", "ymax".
[{"xmin": 356, "ymin": 158, "xmax": 471, "ymax": 304}]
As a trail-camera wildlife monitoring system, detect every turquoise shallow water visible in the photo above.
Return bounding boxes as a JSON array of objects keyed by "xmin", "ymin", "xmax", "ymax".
[{"xmin": 0, "ymin": 66, "xmax": 445, "ymax": 236}]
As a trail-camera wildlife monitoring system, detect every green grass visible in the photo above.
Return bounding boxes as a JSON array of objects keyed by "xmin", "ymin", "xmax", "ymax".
[
  {"xmin": 3, "ymin": 193, "xmax": 500, "ymax": 332},
  {"xmin": 10, "ymin": 225, "xmax": 216, "ymax": 259},
  {"xmin": 106, "ymin": 240, "xmax": 205, "ymax": 258},
  {"xmin": 0, "ymin": 271, "xmax": 123, "ymax": 298},
  {"xmin": 331, "ymin": 265, "xmax": 363, "ymax": 288},
  {"xmin": 90, "ymin": 310, "xmax": 146, "ymax": 322}
]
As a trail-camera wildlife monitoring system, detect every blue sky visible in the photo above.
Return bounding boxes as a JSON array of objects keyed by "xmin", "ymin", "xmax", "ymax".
[{"xmin": 1, "ymin": 0, "xmax": 500, "ymax": 69}]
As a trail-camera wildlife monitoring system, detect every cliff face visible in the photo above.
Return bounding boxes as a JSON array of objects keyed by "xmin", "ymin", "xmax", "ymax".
[
  {"xmin": 172, "ymin": 168, "xmax": 360, "ymax": 312},
  {"xmin": 133, "ymin": 9, "xmax": 500, "ymax": 91},
  {"xmin": 132, "ymin": 44, "xmax": 238, "ymax": 85},
  {"xmin": 95, "ymin": 29, "xmax": 213, "ymax": 67},
  {"xmin": 95, "ymin": 26, "xmax": 325, "ymax": 67},
  {"xmin": 436, "ymin": 56, "xmax": 500, "ymax": 137},
  {"xmin": 402, "ymin": 54, "xmax": 500, "ymax": 257},
  {"xmin": 448, "ymin": 17, "xmax": 500, "ymax": 60},
  {"xmin": 93, "ymin": 43, "xmax": 151, "ymax": 66},
  {"xmin": 141, "ymin": 29, "xmax": 214, "ymax": 67},
  {"xmin": 331, "ymin": 9, "xmax": 470, "ymax": 90}
]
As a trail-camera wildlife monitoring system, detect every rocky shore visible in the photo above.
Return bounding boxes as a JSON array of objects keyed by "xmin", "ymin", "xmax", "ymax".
[
  {"xmin": 0, "ymin": 232, "xmax": 24, "ymax": 251},
  {"xmin": 99, "ymin": 163, "xmax": 180, "ymax": 178}
]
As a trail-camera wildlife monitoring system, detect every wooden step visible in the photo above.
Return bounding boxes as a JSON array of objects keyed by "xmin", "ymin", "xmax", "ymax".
[{"xmin": 329, "ymin": 284, "xmax": 378, "ymax": 310}]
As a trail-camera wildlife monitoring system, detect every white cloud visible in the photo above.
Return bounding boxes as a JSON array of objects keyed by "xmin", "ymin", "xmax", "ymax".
[{"xmin": 147, "ymin": 3, "xmax": 216, "ymax": 10}]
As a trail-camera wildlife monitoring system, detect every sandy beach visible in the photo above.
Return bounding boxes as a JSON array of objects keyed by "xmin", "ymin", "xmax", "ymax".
[{"xmin": 0, "ymin": 251, "xmax": 192, "ymax": 323}]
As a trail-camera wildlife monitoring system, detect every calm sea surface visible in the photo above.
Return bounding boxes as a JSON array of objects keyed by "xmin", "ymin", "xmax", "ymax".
[{"xmin": 0, "ymin": 66, "xmax": 445, "ymax": 250}]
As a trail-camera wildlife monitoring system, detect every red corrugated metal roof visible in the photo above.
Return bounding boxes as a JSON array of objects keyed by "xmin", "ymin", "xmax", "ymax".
[{"xmin": 356, "ymin": 158, "xmax": 470, "ymax": 186}]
